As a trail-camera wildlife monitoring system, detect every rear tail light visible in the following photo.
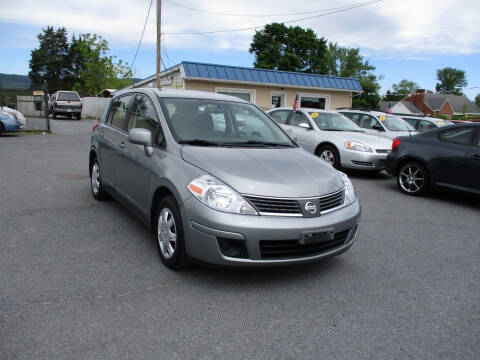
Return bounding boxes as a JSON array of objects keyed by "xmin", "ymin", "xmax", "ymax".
[
  {"xmin": 392, "ymin": 138, "xmax": 401, "ymax": 151},
  {"xmin": 92, "ymin": 123, "xmax": 100, "ymax": 132}
]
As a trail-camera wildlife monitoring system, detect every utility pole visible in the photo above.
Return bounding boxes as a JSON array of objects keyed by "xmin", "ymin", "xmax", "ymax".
[{"xmin": 156, "ymin": 0, "xmax": 162, "ymax": 88}]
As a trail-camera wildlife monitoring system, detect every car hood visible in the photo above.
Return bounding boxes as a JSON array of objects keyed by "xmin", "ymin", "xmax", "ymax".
[
  {"xmin": 327, "ymin": 131, "xmax": 392, "ymax": 149},
  {"xmin": 181, "ymin": 146, "xmax": 344, "ymax": 198}
]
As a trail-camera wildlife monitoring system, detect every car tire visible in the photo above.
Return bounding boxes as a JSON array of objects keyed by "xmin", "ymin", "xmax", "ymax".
[
  {"xmin": 317, "ymin": 145, "xmax": 341, "ymax": 169},
  {"xmin": 154, "ymin": 196, "xmax": 189, "ymax": 270},
  {"xmin": 397, "ymin": 161, "xmax": 428, "ymax": 196},
  {"xmin": 90, "ymin": 157, "xmax": 109, "ymax": 200},
  {"xmin": 0, "ymin": 123, "xmax": 4, "ymax": 136}
]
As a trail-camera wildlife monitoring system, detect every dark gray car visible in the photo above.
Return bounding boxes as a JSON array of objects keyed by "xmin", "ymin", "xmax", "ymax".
[{"xmin": 89, "ymin": 88, "xmax": 361, "ymax": 269}]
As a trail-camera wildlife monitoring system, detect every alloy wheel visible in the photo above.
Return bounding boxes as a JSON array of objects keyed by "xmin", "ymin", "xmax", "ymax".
[
  {"xmin": 320, "ymin": 150, "xmax": 335, "ymax": 165},
  {"xmin": 158, "ymin": 208, "xmax": 177, "ymax": 259},
  {"xmin": 91, "ymin": 163, "xmax": 100, "ymax": 195},
  {"xmin": 399, "ymin": 164, "xmax": 425, "ymax": 193}
]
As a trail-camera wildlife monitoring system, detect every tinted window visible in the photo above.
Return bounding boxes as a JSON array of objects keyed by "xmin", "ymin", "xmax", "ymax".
[
  {"xmin": 438, "ymin": 127, "xmax": 474, "ymax": 146},
  {"xmin": 341, "ymin": 112, "xmax": 361, "ymax": 125},
  {"xmin": 290, "ymin": 112, "xmax": 310, "ymax": 127},
  {"xmin": 380, "ymin": 115, "xmax": 413, "ymax": 131},
  {"xmin": 270, "ymin": 110, "xmax": 290, "ymax": 124},
  {"xmin": 300, "ymin": 96, "xmax": 325, "ymax": 109},
  {"xmin": 106, "ymin": 95, "xmax": 134, "ymax": 130},
  {"xmin": 418, "ymin": 120, "xmax": 436, "ymax": 131},
  {"xmin": 57, "ymin": 92, "xmax": 80, "ymax": 101},
  {"xmin": 128, "ymin": 95, "xmax": 163, "ymax": 144}
]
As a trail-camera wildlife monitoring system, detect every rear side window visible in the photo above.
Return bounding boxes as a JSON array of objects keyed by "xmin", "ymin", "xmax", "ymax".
[
  {"xmin": 57, "ymin": 92, "xmax": 80, "ymax": 102},
  {"xmin": 106, "ymin": 95, "xmax": 134, "ymax": 131},
  {"xmin": 358, "ymin": 115, "xmax": 379, "ymax": 129},
  {"xmin": 438, "ymin": 127, "xmax": 474, "ymax": 146},
  {"xmin": 341, "ymin": 112, "xmax": 361, "ymax": 125},
  {"xmin": 269, "ymin": 110, "xmax": 290, "ymax": 124},
  {"xmin": 289, "ymin": 112, "xmax": 309, "ymax": 127}
]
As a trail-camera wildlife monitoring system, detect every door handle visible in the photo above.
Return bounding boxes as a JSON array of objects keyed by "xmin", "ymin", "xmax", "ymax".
[{"xmin": 119, "ymin": 141, "xmax": 125, "ymax": 148}]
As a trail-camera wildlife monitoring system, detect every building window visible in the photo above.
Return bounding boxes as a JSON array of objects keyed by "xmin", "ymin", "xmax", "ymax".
[
  {"xmin": 215, "ymin": 88, "xmax": 255, "ymax": 103},
  {"xmin": 271, "ymin": 91, "xmax": 286, "ymax": 108},
  {"xmin": 300, "ymin": 94, "xmax": 329, "ymax": 110}
]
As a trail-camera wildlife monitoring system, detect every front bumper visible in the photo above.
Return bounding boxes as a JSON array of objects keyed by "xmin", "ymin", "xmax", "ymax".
[
  {"xmin": 341, "ymin": 150, "xmax": 389, "ymax": 170},
  {"xmin": 181, "ymin": 197, "xmax": 361, "ymax": 267},
  {"xmin": 4, "ymin": 123, "xmax": 20, "ymax": 132}
]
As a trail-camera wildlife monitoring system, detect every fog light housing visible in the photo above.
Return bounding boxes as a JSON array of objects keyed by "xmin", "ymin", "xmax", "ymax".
[{"xmin": 217, "ymin": 238, "xmax": 248, "ymax": 258}]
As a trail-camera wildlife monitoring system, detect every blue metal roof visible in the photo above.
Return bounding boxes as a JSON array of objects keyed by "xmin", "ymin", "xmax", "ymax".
[{"xmin": 182, "ymin": 61, "xmax": 362, "ymax": 91}]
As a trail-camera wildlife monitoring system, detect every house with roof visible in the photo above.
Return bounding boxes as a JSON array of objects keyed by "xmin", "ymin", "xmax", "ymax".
[
  {"xmin": 127, "ymin": 61, "xmax": 363, "ymax": 110},
  {"xmin": 380, "ymin": 90, "xmax": 480, "ymax": 117}
]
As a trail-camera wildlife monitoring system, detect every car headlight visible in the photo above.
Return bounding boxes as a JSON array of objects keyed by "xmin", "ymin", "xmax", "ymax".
[
  {"xmin": 187, "ymin": 175, "xmax": 258, "ymax": 215},
  {"xmin": 338, "ymin": 171, "xmax": 356, "ymax": 206},
  {"xmin": 344, "ymin": 141, "xmax": 373, "ymax": 152}
]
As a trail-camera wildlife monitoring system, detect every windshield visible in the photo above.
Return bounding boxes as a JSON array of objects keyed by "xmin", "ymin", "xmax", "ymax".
[
  {"xmin": 379, "ymin": 115, "xmax": 414, "ymax": 131},
  {"xmin": 310, "ymin": 112, "xmax": 362, "ymax": 131},
  {"xmin": 57, "ymin": 92, "xmax": 80, "ymax": 102},
  {"xmin": 159, "ymin": 98, "xmax": 295, "ymax": 147}
]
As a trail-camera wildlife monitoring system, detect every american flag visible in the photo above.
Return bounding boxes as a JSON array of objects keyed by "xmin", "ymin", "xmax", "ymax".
[
  {"xmin": 293, "ymin": 94, "xmax": 300, "ymax": 111},
  {"xmin": 386, "ymin": 102, "xmax": 393, "ymax": 113}
]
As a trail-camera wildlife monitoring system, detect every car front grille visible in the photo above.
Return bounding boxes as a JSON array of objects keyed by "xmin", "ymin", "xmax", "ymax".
[
  {"xmin": 351, "ymin": 160, "xmax": 374, "ymax": 167},
  {"xmin": 243, "ymin": 195, "xmax": 301, "ymax": 215},
  {"xmin": 318, "ymin": 189, "xmax": 344, "ymax": 212},
  {"xmin": 259, "ymin": 228, "xmax": 351, "ymax": 259},
  {"xmin": 243, "ymin": 189, "xmax": 344, "ymax": 217}
]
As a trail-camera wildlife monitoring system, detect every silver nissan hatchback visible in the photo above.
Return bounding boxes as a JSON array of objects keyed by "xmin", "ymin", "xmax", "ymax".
[{"xmin": 89, "ymin": 88, "xmax": 361, "ymax": 269}]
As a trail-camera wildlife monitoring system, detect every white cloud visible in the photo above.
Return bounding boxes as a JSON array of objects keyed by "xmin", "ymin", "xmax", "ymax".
[{"xmin": 1, "ymin": 0, "xmax": 480, "ymax": 57}]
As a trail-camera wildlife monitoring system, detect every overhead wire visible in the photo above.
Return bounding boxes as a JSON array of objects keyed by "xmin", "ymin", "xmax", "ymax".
[
  {"xmin": 163, "ymin": 0, "xmax": 384, "ymax": 35},
  {"xmin": 163, "ymin": 0, "xmax": 377, "ymax": 17},
  {"xmin": 130, "ymin": 0, "xmax": 154, "ymax": 72}
]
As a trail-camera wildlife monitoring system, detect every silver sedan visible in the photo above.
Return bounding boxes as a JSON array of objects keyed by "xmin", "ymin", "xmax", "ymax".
[{"xmin": 268, "ymin": 108, "xmax": 393, "ymax": 170}]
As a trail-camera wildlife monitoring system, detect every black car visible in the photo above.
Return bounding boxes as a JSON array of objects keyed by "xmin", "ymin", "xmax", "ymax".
[{"xmin": 386, "ymin": 123, "xmax": 480, "ymax": 195}]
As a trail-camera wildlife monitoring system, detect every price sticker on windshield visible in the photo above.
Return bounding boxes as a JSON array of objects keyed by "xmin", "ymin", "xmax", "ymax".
[
  {"xmin": 379, "ymin": 116, "xmax": 386, "ymax": 121},
  {"xmin": 439, "ymin": 120, "xmax": 445, "ymax": 125},
  {"xmin": 310, "ymin": 112, "xmax": 319, "ymax": 118}
]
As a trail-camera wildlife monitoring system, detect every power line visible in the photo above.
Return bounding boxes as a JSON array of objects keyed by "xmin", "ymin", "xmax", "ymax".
[
  {"xmin": 163, "ymin": 0, "xmax": 383, "ymax": 35},
  {"xmin": 130, "ymin": 0, "xmax": 154, "ymax": 71},
  {"xmin": 164, "ymin": 0, "xmax": 374, "ymax": 17},
  {"xmin": 161, "ymin": 32, "xmax": 175, "ymax": 67}
]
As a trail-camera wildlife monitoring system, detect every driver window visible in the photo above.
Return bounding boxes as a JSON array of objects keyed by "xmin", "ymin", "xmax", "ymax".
[
  {"xmin": 128, "ymin": 95, "xmax": 163, "ymax": 145},
  {"xmin": 359, "ymin": 115, "xmax": 378, "ymax": 129},
  {"xmin": 290, "ymin": 112, "xmax": 309, "ymax": 127}
]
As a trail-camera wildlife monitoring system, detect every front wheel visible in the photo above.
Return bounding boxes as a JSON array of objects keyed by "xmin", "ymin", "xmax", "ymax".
[
  {"xmin": 317, "ymin": 145, "xmax": 341, "ymax": 169},
  {"xmin": 154, "ymin": 196, "xmax": 189, "ymax": 270},
  {"xmin": 397, "ymin": 161, "xmax": 428, "ymax": 195}
]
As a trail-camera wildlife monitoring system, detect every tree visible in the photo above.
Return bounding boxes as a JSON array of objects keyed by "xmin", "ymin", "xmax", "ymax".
[
  {"xmin": 475, "ymin": 94, "xmax": 480, "ymax": 107},
  {"xmin": 29, "ymin": 27, "xmax": 71, "ymax": 93},
  {"xmin": 69, "ymin": 34, "xmax": 132, "ymax": 96},
  {"xmin": 392, "ymin": 79, "xmax": 419, "ymax": 96},
  {"xmin": 435, "ymin": 67, "xmax": 467, "ymax": 95},
  {"xmin": 249, "ymin": 23, "xmax": 328, "ymax": 74}
]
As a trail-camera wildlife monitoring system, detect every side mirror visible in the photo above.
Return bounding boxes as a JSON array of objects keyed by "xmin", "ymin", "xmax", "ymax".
[
  {"xmin": 298, "ymin": 122, "xmax": 311, "ymax": 129},
  {"xmin": 128, "ymin": 128, "xmax": 153, "ymax": 156},
  {"xmin": 372, "ymin": 123, "xmax": 384, "ymax": 131}
]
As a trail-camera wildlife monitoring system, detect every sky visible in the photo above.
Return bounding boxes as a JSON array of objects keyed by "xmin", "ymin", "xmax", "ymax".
[{"xmin": 1, "ymin": 0, "xmax": 479, "ymax": 99}]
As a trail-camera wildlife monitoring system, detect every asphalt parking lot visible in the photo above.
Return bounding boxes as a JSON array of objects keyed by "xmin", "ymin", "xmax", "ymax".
[{"xmin": 1, "ymin": 118, "xmax": 479, "ymax": 359}]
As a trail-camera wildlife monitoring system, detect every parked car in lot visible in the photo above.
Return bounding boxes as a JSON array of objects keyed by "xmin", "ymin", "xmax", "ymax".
[
  {"xmin": 267, "ymin": 107, "xmax": 392, "ymax": 170},
  {"xmin": 50, "ymin": 91, "xmax": 82, "ymax": 119},
  {"xmin": 89, "ymin": 89, "xmax": 361, "ymax": 269},
  {"xmin": 0, "ymin": 106, "xmax": 25, "ymax": 129},
  {"xmin": 386, "ymin": 123, "xmax": 480, "ymax": 195},
  {"xmin": 338, "ymin": 109, "xmax": 417, "ymax": 139},
  {"xmin": 401, "ymin": 116, "xmax": 451, "ymax": 132},
  {"xmin": 0, "ymin": 109, "xmax": 23, "ymax": 135}
]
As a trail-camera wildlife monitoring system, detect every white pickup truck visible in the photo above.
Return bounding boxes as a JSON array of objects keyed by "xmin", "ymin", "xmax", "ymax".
[{"xmin": 49, "ymin": 91, "xmax": 82, "ymax": 120}]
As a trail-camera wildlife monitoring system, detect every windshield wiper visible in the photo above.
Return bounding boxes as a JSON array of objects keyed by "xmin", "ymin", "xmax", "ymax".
[
  {"xmin": 178, "ymin": 139, "xmax": 225, "ymax": 146},
  {"xmin": 226, "ymin": 140, "xmax": 294, "ymax": 147}
]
